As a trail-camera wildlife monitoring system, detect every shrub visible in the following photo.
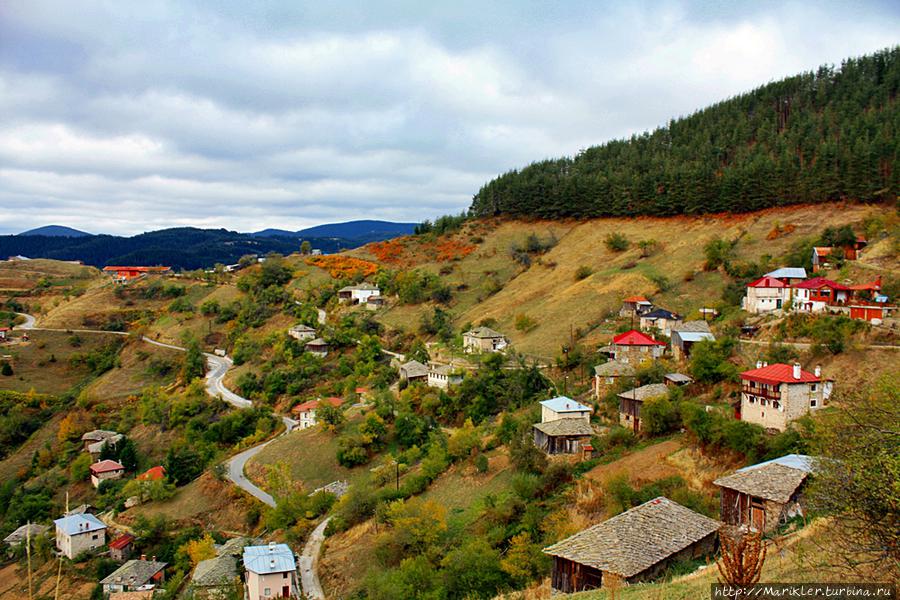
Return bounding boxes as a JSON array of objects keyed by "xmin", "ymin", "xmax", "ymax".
[
  {"xmin": 514, "ymin": 313, "xmax": 537, "ymax": 333},
  {"xmin": 638, "ymin": 239, "xmax": 661, "ymax": 258},
  {"xmin": 474, "ymin": 453, "xmax": 489, "ymax": 473},
  {"xmin": 605, "ymin": 232, "xmax": 629, "ymax": 252},
  {"xmin": 574, "ymin": 265, "xmax": 593, "ymax": 280},
  {"xmin": 703, "ymin": 237, "xmax": 735, "ymax": 271}
]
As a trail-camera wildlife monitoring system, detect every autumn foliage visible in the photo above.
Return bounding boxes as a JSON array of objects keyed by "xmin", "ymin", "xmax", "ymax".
[
  {"xmin": 368, "ymin": 239, "xmax": 408, "ymax": 264},
  {"xmin": 306, "ymin": 255, "xmax": 379, "ymax": 279}
]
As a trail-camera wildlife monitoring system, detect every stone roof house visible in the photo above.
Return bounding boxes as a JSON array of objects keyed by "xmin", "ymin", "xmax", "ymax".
[
  {"xmin": 399, "ymin": 360, "xmax": 429, "ymax": 383},
  {"xmin": 670, "ymin": 321, "xmax": 715, "ymax": 360},
  {"xmin": 190, "ymin": 554, "xmax": 239, "ymax": 598},
  {"xmin": 427, "ymin": 362, "xmax": 464, "ymax": 390},
  {"xmin": 3, "ymin": 523, "xmax": 49, "ymax": 547},
  {"xmin": 304, "ymin": 338, "xmax": 329, "ymax": 357},
  {"xmin": 543, "ymin": 497, "xmax": 720, "ymax": 593},
  {"xmin": 288, "ymin": 324, "xmax": 316, "ymax": 341},
  {"xmin": 592, "ymin": 360, "xmax": 635, "ymax": 400},
  {"xmin": 617, "ymin": 383, "xmax": 669, "ymax": 433},
  {"xmin": 101, "ymin": 558, "xmax": 167, "ymax": 596},
  {"xmin": 462, "ymin": 326, "xmax": 508, "ymax": 353},
  {"xmin": 714, "ymin": 454, "xmax": 816, "ymax": 533}
]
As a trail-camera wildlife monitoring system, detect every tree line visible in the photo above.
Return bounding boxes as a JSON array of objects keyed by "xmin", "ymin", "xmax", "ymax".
[{"xmin": 470, "ymin": 47, "xmax": 899, "ymax": 219}]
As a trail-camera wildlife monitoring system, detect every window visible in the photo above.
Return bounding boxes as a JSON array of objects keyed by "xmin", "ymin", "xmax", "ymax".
[
  {"xmin": 810, "ymin": 399, "xmax": 817, "ymax": 407},
  {"xmin": 264, "ymin": 589, "xmax": 271, "ymax": 596},
  {"xmin": 810, "ymin": 384, "xmax": 817, "ymax": 392},
  {"xmin": 92, "ymin": 534, "xmax": 98, "ymax": 540},
  {"xmin": 283, "ymin": 572, "xmax": 288, "ymax": 579}
]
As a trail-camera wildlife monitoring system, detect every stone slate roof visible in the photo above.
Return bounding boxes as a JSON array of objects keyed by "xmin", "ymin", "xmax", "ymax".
[
  {"xmin": 192, "ymin": 555, "xmax": 238, "ymax": 587},
  {"xmin": 594, "ymin": 360, "xmax": 635, "ymax": 377},
  {"xmin": 400, "ymin": 360, "xmax": 428, "ymax": 378},
  {"xmin": 673, "ymin": 320, "xmax": 712, "ymax": 334},
  {"xmin": 617, "ymin": 383, "xmax": 669, "ymax": 403},
  {"xmin": 543, "ymin": 497, "xmax": 720, "ymax": 578},
  {"xmin": 713, "ymin": 462, "xmax": 809, "ymax": 503},
  {"xmin": 216, "ymin": 536, "xmax": 262, "ymax": 557},
  {"xmin": 664, "ymin": 373, "xmax": 693, "ymax": 384},
  {"xmin": 100, "ymin": 559, "xmax": 167, "ymax": 586},
  {"xmin": 464, "ymin": 326, "xmax": 505, "ymax": 339},
  {"xmin": 533, "ymin": 419, "xmax": 593, "ymax": 437},
  {"xmin": 4, "ymin": 523, "xmax": 49, "ymax": 545}
]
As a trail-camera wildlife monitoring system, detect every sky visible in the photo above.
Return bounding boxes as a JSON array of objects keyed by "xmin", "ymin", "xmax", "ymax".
[{"xmin": 1, "ymin": 1, "xmax": 898, "ymax": 236}]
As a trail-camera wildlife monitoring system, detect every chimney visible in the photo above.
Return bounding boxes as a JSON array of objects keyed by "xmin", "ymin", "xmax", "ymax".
[
  {"xmin": 140, "ymin": 554, "xmax": 147, "ymax": 561},
  {"xmin": 793, "ymin": 363, "xmax": 801, "ymax": 380},
  {"xmin": 814, "ymin": 365, "xmax": 821, "ymax": 378},
  {"xmin": 756, "ymin": 360, "xmax": 762, "ymax": 369},
  {"xmin": 763, "ymin": 361, "xmax": 768, "ymax": 367},
  {"xmin": 151, "ymin": 556, "xmax": 156, "ymax": 562}
]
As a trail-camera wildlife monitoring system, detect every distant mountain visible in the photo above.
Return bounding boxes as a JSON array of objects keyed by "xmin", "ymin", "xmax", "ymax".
[
  {"xmin": 253, "ymin": 220, "xmax": 417, "ymax": 244},
  {"xmin": 18, "ymin": 225, "xmax": 92, "ymax": 237}
]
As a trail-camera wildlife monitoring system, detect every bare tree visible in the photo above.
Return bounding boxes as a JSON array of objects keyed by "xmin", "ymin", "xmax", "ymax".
[{"xmin": 717, "ymin": 526, "xmax": 766, "ymax": 585}]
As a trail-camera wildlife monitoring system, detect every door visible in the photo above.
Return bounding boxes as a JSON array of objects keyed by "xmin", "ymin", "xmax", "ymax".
[
  {"xmin": 633, "ymin": 417, "xmax": 640, "ymax": 434},
  {"xmin": 282, "ymin": 585, "xmax": 290, "ymax": 597},
  {"xmin": 750, "ymin": 500, "xmax": 765, "ymax": 531}
]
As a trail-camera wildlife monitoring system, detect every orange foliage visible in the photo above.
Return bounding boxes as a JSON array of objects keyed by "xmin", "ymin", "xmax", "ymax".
[
  {"xmin": 306, "ymin": 255, "xmax": 379, "ymax": 279},
  {"xmin": 433, "ymin": 239, "xmax": 475, "ymax": 262},
  {"xmin": 367, "ymin": 239, "xmax": 407, "ymax": 264}
]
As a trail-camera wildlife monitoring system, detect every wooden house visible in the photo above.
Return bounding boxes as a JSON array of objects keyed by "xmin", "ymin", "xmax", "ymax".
[
  {"xmin": 610, "ymin": 330, "xmax": 665, "ymax": 365},
  {"xmin": 543, "ymin": 497, "xmax": 720, "ymax": 593},
  {"xmin": 100, "ymin": 558, "xmax": 167, "ymax": 596},
  {"xmin": 617, "ymin": 383, "xmax": 668, "ymax": 433},
  {"xmin": 739, "ymin": 363, "xmax": 832, "ymax": 432},
  {"xmin": 592, "ymin": 360, "xmax": 635, "ymax": 400},
  {"xmin": 533, "ymin": 418, "xmax": 593, "ymax": 455},
  {"xmin": 714, "ymin": 454, "xmax": 815, "ymax": 533},
  {"xmin": 304, "ymin": 338, "xmax": 329, "ymax": 357},
  {"xmin": 619, "ymin": 296, "xmax": 654, "ymax": 318},
  {"xmin": 664, "ymin": 373, "xmax": 692, "ymax": 386},
  {"xmin": 398, "ymin": 360, "xmax": 429, "ymax": 384},
  {"xmin": 671, "ymin": 321, "xmax": 715, "ymax": 360}
]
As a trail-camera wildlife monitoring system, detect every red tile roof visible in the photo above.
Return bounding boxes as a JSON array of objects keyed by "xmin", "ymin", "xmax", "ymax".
[
  {"xmin": 90, "ymin": 459, "xmax": 125, "ymax": 474},
  {"xmin": 740, "ymin": 363, "xmax": 820, "ymax": 385},
  {"xmin": 813, "ymin": 247, "xmax": 833, "ymax": 257},
  {"xmin": 612, "ymin": 329, "xmax": 665, "ymax": 346},
  {"xmin": 109, "ymin": 533, "xmax": 134, "ymax": 550},
  {"xmin": 292, "ymin": 397, "xmax": 343, "ymax": 413},
  {"xmin": 748, "ymin": 276, "xmax": 788, "ymax": 289},
  {"xmin": 137, "ymin": 466, "xmax": 166, "ymax": 481},
  {"xmin": 623, "ymin": 296, "xmax": 651, "ymax": 303},
  {"xmin": 795, "ymin": 277, "xmax": 850, "ymax": 291}
]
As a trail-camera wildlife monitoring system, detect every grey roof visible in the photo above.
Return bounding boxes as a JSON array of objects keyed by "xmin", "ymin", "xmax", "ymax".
[
  {"xmin": 594, "ymin": 360, "xmax": 635, "ymax": 377},
  {"xmin": 192, "ymin": 555, "xmax": 238, "ymax": 587},
  {"xmin": 100, "ymin": 559, "xmax": 167, "ymax": 586},
  {"xmin": 4, "ymin": 523, "xmax": 49, "ymax": 545},
  {"xmin": 339, "ymin": 284, "xmax": 379, "ymax": 292},
  {"xmin": 543, "ymin": 497, "xmax": 720, "ymax": 578},
  {"xmin": 400, "ymin": 360, "xmax": 428, "ymax": 378},
  {"xmin": 673, "ymin": 320, "xmax": 712, "ymax": 334},
  {"xmin": 676, "ymin": 331, "xmax": 716, "ymax": 343},
  {"xmin": 243, "ymin": 543, "xmax": 296, "ymax": 575},
  {"xmin": 533, "ymin": 419, "xmax": 593, "ymax": 437},
  {"xmin": 540, "ymin": 396, "xmax": 592, "ymax": 413},
  {"xmin": 54, "ymin": 513, "xmax": 106, "ymax": 536},
  {"xmin": 738, "ymin": 454, "xmax": 817, "ymax": 474},
  {"xmin": 428, "ymin": 363, "xmax": 459, "ymax": 376},
  {"xmin": 617, "ymin": 383, "xmax": 669, "ymax": 403},
  {"xmin": 65, "ymin": 504, "xmax": 92, "ymax": 516},
  {"xmin": 464, "ymin": 326, "xmax": 505, "ymax": 339},
  {"xmin": 87, "ymin": 434, "xmax": 123, "ymax": 454},
  {"xmin": 216, "ymin": 536, "xmax": 261, "ymax": 557},
  {"xmin": 596, "ymin": 345, "xmax": 615, "ymax": 354},
  {"xmin": 713, "ymin": 463, "xmax": 809, "ymax": 503},
  {"xmin": 290, "ymin": 324, "xmax": 316, "ymax": 332},
  {"xmin": 765, "ymin": 267, "xmax": 807, "ymax": 280},
  {"xmin": 305, "ymin": 338, "xmax": 328, "ymax": 346},
  {"xmin": 81, "ymin": 430, "xmax": 119, "ymax": 442},
  {"xmin": 664, "ymin": 373, "xmax": 693, "ymax": 384}
]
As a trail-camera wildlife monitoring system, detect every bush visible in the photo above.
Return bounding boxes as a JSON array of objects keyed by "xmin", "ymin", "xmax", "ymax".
[
  {"xmin": 703, "ymin": 237, "xmax": 735, "ymax": 271},
  {"xmin": 641, "ymin": 396, "xmax": 680, "ymax": 436},
  {"xmin": 514, "ymin": 313, "xmax": 537, "ymax": 333},
  {"xmin": 605, "ymin": 233, "xmax": 629, "ymax": 252},
  {"xmin": 574, "ymin": 265, "xmax": 593, "ymax": 280},
  {"xmin": 474, "ymin": 453, "xmax": 489, "ymax": 473}
]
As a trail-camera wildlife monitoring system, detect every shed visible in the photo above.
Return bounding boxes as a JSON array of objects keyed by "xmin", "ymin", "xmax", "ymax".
[
  {"xmin": 533, "ymin": 419, "xmax": 593, "ymax": 455},
  {"xmin": 714, "ymin": 455, "xmax": 816, "ymax": 532},
  {"xmin": 543, "ymin": 497, "xmax": 720, "ymax": 593},
  {"xmin": 109, "ymin": 533, "xmax": 135, "ymax": 562},
  {"xmin": 664, "ymin": 373, "xmax": 693, "ymax": 386},
  {"xmin": 305, "ymin": 338, "xmax": 329, "ymax": 357},
  {"xmin": 671, "ymin": 321, "xmax": 715, "ymax": 360}
]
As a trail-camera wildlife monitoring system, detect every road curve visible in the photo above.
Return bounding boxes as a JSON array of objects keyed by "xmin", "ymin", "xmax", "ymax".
[{"xmin": 299, "ymin": 517, "xmax": 331, "ymax": 599}]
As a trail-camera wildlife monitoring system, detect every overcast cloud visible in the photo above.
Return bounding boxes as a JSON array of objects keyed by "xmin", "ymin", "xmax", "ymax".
[{"xmin": 0, "ymin": 1, "xmax": 897, "ymax": 235}]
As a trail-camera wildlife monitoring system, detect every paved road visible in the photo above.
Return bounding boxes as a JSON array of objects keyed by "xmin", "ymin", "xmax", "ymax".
[
  {"xmin": 299, "ymin": 517, "xmax": 331, "ymax": 600},
  {"xmin": 226, "ymin": 442, "xmax": 277, "ymax": 507},
  {"xmin": 738, "ymin": 338, "xmax": 900, "ymax": 350}
]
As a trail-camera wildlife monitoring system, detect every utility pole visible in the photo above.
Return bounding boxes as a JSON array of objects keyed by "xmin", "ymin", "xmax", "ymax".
[{"xmin": 26, "ymin": 521, "xmax": 32, "ymax": 600}]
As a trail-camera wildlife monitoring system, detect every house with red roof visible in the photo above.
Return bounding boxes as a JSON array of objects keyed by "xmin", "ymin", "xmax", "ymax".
[
  {"xmin": 619, "ymin": 296, "xmax": 654, "ymax": 318},
  {"xmin": 292, "ymin": 397, "xmax": 343, "ymax": 430},
  {"xmin": 103, "ymin": 266, "xmax": 171, "ymax": 283},
  {"xmin": 738, "ymin": 362, "xmax": 832, "ymax": 431},
  {"xmin": 109, "ymin": 533, "xmax": 135, "ymax": 562},
  {"xmin": 792, "ymin": 278, "xmax": 850, "ymax": 313},
  {"xmin": 137, "ymin": 466, "xmax": 166, "ymax": 481},
  {"xmin": 742, "ymin": 276, "xmax": 792, "ymax": 314},
  {"xmin": 610, "ymin": 329, "xmax": 666, "ymax": 365},
  {"xmin": 0, "ymin": 327, "xmax": 10, "ymax": 341},
  {"xmin": 90, "ymin": 459, "xmax": 125, "ymax": 488},
  {"xmin": 812, "ymin": 237, "xmax": 866, "ymax": 273}
]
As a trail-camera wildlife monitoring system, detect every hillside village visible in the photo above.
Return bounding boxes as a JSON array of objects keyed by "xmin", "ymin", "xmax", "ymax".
[{"xmin": 0, "ymin": 199, "xmax": 897, "ymax": 599}]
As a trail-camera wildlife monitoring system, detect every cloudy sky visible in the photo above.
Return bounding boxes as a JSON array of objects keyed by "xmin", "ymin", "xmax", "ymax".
[{"xmin": 1, "ymin": 1, "xmax": 897, "ymax": 236}]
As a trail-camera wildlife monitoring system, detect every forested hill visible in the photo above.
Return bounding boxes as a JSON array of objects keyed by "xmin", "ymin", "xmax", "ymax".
[{"xmin": 470, "ymin": 47, "xmax": 899, "ymax": 219}]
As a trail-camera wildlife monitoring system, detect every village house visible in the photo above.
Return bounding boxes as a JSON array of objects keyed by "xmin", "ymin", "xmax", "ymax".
[
  {"xmin": 398, "ymin": 360, "xmax": 429, "ymax": 384},
  {"xmin": 109, "ymin": 591, "xmax": 155, "ymax": 600},
  {"xmin": 609, "ymin": 330, "xmax": 666, "ymax": 365},
  {"xmin": 540, "ymin": 396, "xmax": 592, "ymax": 423},
  {"xmin": 664, "ymin": 373, "xmax": 693, "ymax": 386},
  {"xmin": 427, "ymin": 363, "xmax": 464, "ymax": 390},
  {"xmin": 742, "ymin": 275, "xmax": 792, "ymax": 314},
  {"xmin": 714, "ymin": 454, "xmax": 816, "ymax": 533},
  {"xmin": 292, "ymin": 397, "xmax": 342, "ymax": 430},
  {"xmin": 90, "ymin": 459, "xmax": 125, "ymax": 488},
  {"xmin": 109, "ymin": 533, "xmax": 135, "ymax": 562},
  {"xmin": 0, "ymin": 327, "xmax": 9, "ymax": 342},
  {"xmin": 103, "ymin": 266, "xmax": 171, "ymax": 283},
  {"xmin": 3, "ymin": 523, "xmax": 49, "ymax": 548},
  {"xmin": 739, "ymin": 362, "xmax": 832, "ymax": 432},
  {"xmin": 287, "ymin": 324, "xmax": 316, "ymax": 341},
  {"xmin": 190, "ymin": 554, "xmax": 239, "ymax": 599},
  {"xmin": 764, "ymin": 267, "xmax": 807, "ymax": 285},
  {"xmin": 337, "ymin": 283, "xmax": 380, "ymax": 304},
  {"xmin": 462, "ymin": 326, "xmax": 508, "ymax": 353},
  {"xmin": 533, "ymin": 397, "xmax": 593, "ymax": 455},
  {"xmin": 243, "ymin": 542, "xmax": 300, "ymax": 599},
  {"xmin": 793, "ymin": 277, "xmax": 851, "ymax": 312},
  {"xmin": 53, "ymin": 513, "xmax": 107, "ymax": 559},
  {"xmin": 670, "ymin": 321, "xmax": 715, "ymax": 361},
  {"xmin": 101, "ymin": 557, "xmax": 167, "ymax": 596},
  {"xmin": 812, "ymin": 237, "xmax": 866, "ymax": 273},
  {"xmin": 639, "ymin": 308, "xmax": 682, "ymax": 337},
  {"xmin": 366, "ymin": 296, "xmax": 386, "ymax": 311},
  {"xmin": 304, "ymin": 338, "xmax": 329, "ymax": 357},
  {"xmin": 619, "ymin": 295, "xmax": 654, "ymax": 319},
  {"xmin": 592, "ymin": 360, "xmax": 635, "ymax": 400},
  {"xmin": 618, "ymin": 383, "xmax": 668, "ymax": 433},
  {"xmin": 81, "ymin": 430, "xmax": 123, "ymax": 458},
  {"xmin": 543, "ymin": 497, "xmax": 720, "ymax": 593}
]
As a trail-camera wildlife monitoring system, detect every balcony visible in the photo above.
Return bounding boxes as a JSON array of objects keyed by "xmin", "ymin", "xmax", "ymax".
[{"xmin": 741, "ymin": 385, "xmax": 781, "ymax": 401}]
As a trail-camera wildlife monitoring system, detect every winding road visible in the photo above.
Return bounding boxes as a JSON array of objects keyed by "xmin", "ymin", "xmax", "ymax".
[{"xmin": 15, "ymin": 312, "xmax": 331, "ymax": 597}]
